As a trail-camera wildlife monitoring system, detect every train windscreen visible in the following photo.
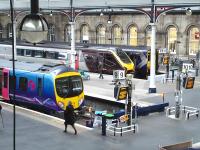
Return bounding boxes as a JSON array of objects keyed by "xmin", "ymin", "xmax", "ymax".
[
  {"xmin": 55, "ymin": 76, "xmax": 83, "ymax": 98},
  {"xmin": 115, "ymin": 50, "xmax": 132, "ymax": 64}
]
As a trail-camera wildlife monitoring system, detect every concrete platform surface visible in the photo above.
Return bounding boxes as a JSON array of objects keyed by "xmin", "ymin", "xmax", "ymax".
[{"xmin": 1, "ymin": 83, "xmax": 200, "ymax": 150}]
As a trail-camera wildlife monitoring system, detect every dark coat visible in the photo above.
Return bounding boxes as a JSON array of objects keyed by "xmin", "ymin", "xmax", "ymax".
[{"xmin": 64, "ymin": 104, "xmax": 76, "ymax": 125}]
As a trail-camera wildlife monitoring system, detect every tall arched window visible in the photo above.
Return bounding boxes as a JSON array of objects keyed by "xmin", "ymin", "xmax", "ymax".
[
  {"xmin": 128, "ymin": 25, "xmax": 137, "ymax": 46},
  {"xmin": 188, "ymin": 27, "xmax": 199, "ymax": 55},
  {"xmin": 0, "ymin": 24, "xmax": 2, "ymax": 39},
  {"xmin": 96, "ymin": 24, "xmax": 106, "ymax": 44},
  {"xmin": 7, "ymin": 23, "xmax": 12, "ymax": 38},
  {"xmin": 146, "ymin": 25, "xmax": 151, "ymax": 47},
  {"xmin": 167, "ymin": 26, "xmax": 177, "ymax": 54},
  {"xmin": 112, "ymin": 24, "xmax": 122, "ymax": 45},
  {"xmin": 64, "ymin": 24, "xmax": 71, "ymax": 42},
  {"xmin": 80, "ymin": 24, "xmax": 89, "ymax": 43},
  {"xmin": 48, "ymin": 24, "xmax": 55, "ymax": 41}
]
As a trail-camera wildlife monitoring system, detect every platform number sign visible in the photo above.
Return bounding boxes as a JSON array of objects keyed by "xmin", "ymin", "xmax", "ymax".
[
  {"xmin": 182, "ymin": 63, "xmax": 193, "ymax": 72},
  {"xmin": 113, "ymin": 70, "xmax": 125, "ymax": 80}
]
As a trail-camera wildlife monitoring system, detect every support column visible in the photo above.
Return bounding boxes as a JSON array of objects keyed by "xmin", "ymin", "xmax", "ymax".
[
  {"xmin": 13, "ymin": 19, "xmax": 17, "ymax": 61},
  {"xmin": 70, "ymin": 21, "xmax": 76, "ymax": 70},
  {"xmin": 149, "ymin": 23, "xmax": 156, "ymax": 93}
]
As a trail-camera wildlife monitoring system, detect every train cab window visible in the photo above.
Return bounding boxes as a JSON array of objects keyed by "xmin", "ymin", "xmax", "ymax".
[
  {"xmin": 9, "ymin": 76, "xmax": 16, "ymax": 91},
  {"xmin": 115, "ymin": 49, "xmax": 132, "ymax": 64},
  {"xmin": 55, "ymin": 76, "xmax": 83, "ymax": 98},
  {"xmin": 19, "ymin": 77, "xmax": 28, "ymax": 92},
  {"xmin": 3, "ymin": 72, "xmax": 8, "ymax": 88},
  {"xmin": 104, "ymin": 53, "xmax": 122, "ymax": 71},
  {"xmin": 38, "ymin": 78, "xmax": 42, "ymax": 97}
]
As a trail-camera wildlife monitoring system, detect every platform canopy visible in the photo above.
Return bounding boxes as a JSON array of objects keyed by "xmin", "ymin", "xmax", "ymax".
[{"xmin": 0, "ymin": 0, "xmax": 200, "ymax": 11}]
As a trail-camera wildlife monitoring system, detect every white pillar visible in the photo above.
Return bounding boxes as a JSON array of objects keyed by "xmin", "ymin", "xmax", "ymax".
[
  {"xmin": 13, "ymin": 19, "xmax": 17, "ymax": 60},
  {"xmin": 70, "ymin": 21, "xmax": 76, "ymax": 70},
  {"xmin": 149, "ymin": 23, "xmax": 156, "ymax": 93}
]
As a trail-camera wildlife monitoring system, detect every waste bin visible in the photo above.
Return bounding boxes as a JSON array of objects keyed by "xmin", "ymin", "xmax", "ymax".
[{"xmin": 102, "ymin": 113, "xmax": 114, "ymax": 136}]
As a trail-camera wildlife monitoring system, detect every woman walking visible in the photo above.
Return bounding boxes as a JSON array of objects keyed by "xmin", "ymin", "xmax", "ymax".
[{"xmin": 64, "ymin": 101, "xmax": 77, "ymax": 135}]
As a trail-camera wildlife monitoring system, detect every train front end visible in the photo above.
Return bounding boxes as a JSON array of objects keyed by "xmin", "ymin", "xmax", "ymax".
[
  {"xmin": 54, "ymin": 72, "xmax": 84, "ymax": 110},
  {"xmin": 113, "ymin": 49, "xmax": 135, "ymax": 74}
]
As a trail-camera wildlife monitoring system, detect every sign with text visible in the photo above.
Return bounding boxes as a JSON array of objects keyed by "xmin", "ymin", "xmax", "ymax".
[
  {"xmin": 113, "ymin": 70, "xmax": 125, "ymax": 80},
  {"xmin": 182, "ymin": 63, "xmax": 193, "ymax": 72},
  {"xmin": 117, "ymin": 87, "xmax": 128, "ymax": 101}
]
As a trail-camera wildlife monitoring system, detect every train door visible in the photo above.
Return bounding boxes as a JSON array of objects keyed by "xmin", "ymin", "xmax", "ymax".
[
  {"xmin": 0, "ymin": 68, "xmax": 2, "ymax": 96},
  {"xmin": 75, "ymin": 54, "xmax": 79, "ymax": 71},
  {"xmin": 2, "ymin": 68, "xmax": 9, "ymax": 100},
  {"xmin": 37, "ymin": 75, "xmax": 43, "ymax": 98}
]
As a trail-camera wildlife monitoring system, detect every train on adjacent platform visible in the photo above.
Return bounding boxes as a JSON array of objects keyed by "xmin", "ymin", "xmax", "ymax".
[
  {"xmin": 0, "ymin": 59, "xmax": 84, "ymax": 112},
  {"xmin": 0, "ymin": 41, "xmax": 158, "ymax": 79}
]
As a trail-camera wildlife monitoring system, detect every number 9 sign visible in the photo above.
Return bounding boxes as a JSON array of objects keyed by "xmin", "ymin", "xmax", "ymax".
[{"xmin": 113, "ymin": 70, "xmax": 125, "ymax": 80}]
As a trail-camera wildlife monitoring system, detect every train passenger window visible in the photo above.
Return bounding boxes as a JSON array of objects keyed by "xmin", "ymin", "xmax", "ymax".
[
  {"xmin": 35, "ymin": 51, "xmax": 43, "ymax": 58},
  {"xmin": 46, "ymin": 52, "xmax": 56, "ymax": 59},
  {"xmin": 9, "ymin": 76, "xmax": 16, "ymax": 91},
  {"xmin": 25, "ymin": 50, "xmax": 32, "ymax": 57},
  {"xmin": 19, "ymin": 77, "xmax": 28, "ymax": 92},
  {"xmin": 3, "ymin": 72, "xmax": 8, "ymax": 88},
  {"xmin": 17, "ymin": 49, "xmax": 24, "ymax": 56},
  {"xmin": 38, "ymin": 78, "xmax": 42, "ymax": 97}
]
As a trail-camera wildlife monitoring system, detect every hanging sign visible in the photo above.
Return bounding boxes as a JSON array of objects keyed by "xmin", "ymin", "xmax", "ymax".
[
  {"xmin": 163, "ymin": 55, "xmax": 169, "ymax": 65},
  {"xmin": 182, "ymin": 63, "xmax": 193, "ymax": 72},
  {"xmin": 183, "ymin": 77, "xmax": 195, "ymax": 89},
  {"xmin": 117, "ymin": 87, "xmax": 128, "ymax": 101}
]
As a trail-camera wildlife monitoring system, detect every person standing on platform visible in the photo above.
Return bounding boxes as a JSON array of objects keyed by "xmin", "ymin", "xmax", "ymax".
[
  {"xmin": 98, "ymin": 59, "xmax": 104, "ymax": 79},
  {"xmin": 64, "ymin": 101, "xmax": 77, "ymax": 135}
]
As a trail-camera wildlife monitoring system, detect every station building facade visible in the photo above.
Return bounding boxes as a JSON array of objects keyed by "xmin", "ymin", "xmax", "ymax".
[{"xmin": 0, "ymin": 11, "xmax": 200, "ymax": 58}]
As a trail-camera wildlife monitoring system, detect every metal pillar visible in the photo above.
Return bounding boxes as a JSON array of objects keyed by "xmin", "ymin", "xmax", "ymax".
[
  {"xmin": 10, "ymin": 0, "xmax": 16, "ymax": 150},
  {"xmin": 13, "ymin": 19, "xmax": 17, "ymax": 61},
  {"xmin": 149, "ymin": 23, "xmax": 156, "ymax": 93},
  {"xmin": 127, "ymin": 79, "xmax": 132, "ymax": 126},
  {"xmin": 175, "ymin": 72, "xmax": 182, "ymax": 118},
  {"xmin": 70, "ymin": 21, "xmax": 76, "ymax": 69}
]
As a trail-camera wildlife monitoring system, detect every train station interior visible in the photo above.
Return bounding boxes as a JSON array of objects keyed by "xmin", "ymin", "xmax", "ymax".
[{"xmin": 1, "ymin": 0, "xmax": 200, "ymax": 150}]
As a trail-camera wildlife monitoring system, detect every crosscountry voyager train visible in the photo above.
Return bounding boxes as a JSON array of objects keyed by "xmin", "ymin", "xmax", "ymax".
[
  {"xmin": 0, "ymin": 59, "xmax": 84, "ymax": 112},
  {"xmin": 121, "ymin": 46, "xmax": 159, "ymax": 79},
  {"xmin": 0, "ymin": 41, "xmax": 135, "ymax": 75},
  {"xmin": 0, "ymin": 41, "xmax": 158, "ymax": 78}
]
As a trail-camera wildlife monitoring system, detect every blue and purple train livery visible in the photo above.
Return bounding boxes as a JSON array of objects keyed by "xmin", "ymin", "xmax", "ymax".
[{"xmin": 0, "ymin": 61, "xmax": 84, "ymax": 112}]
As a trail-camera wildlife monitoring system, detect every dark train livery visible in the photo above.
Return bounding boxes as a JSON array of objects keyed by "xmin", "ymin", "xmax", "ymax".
[{"xmin": 0, "ymin": 41, "xmax": 158, "ymax": 79}]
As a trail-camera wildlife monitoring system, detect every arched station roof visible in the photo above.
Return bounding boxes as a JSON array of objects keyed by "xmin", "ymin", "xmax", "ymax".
[{"xmin": 0, "ymin": 0, "xmax": 200, "ymax": 10}]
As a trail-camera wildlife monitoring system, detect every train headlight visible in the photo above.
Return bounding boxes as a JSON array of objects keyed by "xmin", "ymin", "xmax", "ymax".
[
  {"xmin": 58, "ymin": 102, "xmax": 64, "ymax": 109},
  {"xmin": 79, "ymin": 98, "xmax": 84, "ymax": 106}
]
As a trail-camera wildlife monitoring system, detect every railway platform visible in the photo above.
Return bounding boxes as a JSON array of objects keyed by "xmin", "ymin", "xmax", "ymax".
[{"xmin": 1, "ymin": 82, "xmax": 200, "ymax": 150}]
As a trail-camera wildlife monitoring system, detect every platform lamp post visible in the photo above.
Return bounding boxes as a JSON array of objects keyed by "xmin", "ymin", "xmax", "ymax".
[
  {"xmin": 9, "ymin": 1, "xmax": 16, "ymax": 150},
  {"xmin": 10, "ymin": 0, "xmax": 47, "ymax": 150}
]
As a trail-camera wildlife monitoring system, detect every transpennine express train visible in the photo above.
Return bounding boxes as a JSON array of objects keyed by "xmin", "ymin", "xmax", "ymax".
[{"xmin": 0, "ymin": 59, "xmax": 84, "ymax": 112}]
